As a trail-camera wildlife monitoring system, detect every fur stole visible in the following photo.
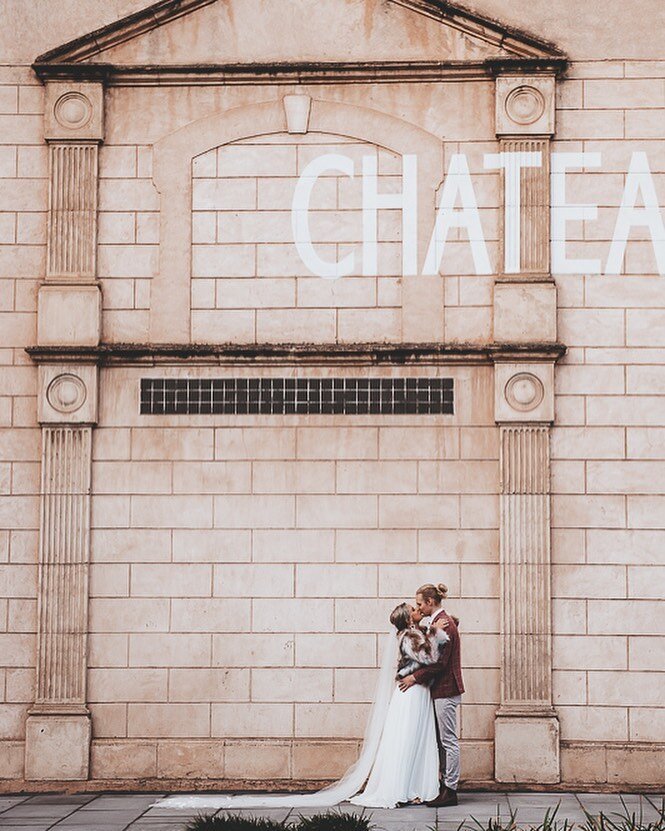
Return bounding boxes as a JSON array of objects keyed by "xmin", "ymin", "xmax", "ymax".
[{"xmin": 395, "ymin": 625, "xmax": 449, "ymax": 679}]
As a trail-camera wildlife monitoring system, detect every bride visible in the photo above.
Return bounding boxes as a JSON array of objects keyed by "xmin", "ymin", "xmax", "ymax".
[
  {"xmin": 153, "ymin": 602, "xmax": 448, "ymax": 811},
  {"xmin": 349, "ymin": 602, "xmax": 448, "ymax": 808}
]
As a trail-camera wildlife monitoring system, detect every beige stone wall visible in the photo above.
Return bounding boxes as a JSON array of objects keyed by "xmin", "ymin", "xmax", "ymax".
[
  {"xmin": 83, "ymin": 364, "xmax": 497, "ymax": 780},
  {"xmin": 0, "ymin": 65, "xmax": 44, "ymax": 780},
  {"xmin": 0, "ymin": 0, "xmax": 664, "ymax": 787},
  {"xmin": 189, "ymin": 135, "xmax": 402, "ymax": 343},
  {"xmin": 98, "ymin": 143, "xmax": 156, "ymax": 342},
  {"xmin": 549, "ymin": 61, "xmax": 665, "ymax": 785}
]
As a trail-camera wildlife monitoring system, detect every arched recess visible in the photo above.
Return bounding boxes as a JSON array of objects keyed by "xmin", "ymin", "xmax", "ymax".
[{"xmin": 149, "ymin": 98, "xmax": 445, "ymax": 342}]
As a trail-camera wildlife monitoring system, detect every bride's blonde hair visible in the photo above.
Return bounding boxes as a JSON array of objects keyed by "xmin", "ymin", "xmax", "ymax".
[{"xmin": 416, "ymin": 583, "xmax": 448, "ymax": 604}]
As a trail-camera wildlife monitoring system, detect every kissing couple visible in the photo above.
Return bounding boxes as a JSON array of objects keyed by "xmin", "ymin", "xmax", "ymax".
[
  {"xmin": 154, "ymin": 581, "xmax": 464, "ymax": 812},
  {"xmin": 350, "ymin": 582, "xmax": 464, "ymax": 809}
]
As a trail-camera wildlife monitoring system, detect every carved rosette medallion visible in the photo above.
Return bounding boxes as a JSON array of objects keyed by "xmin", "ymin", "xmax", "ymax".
[
  {"xmin": 504, "ymin": 85, "xmax": 546, "ymax": 126},
  {"xmin": 495, "ymin": 363, "xmax": 553, "ymax": 423},
  {"xmin": 44, "ymin": 81, "xmax": 104, "ymax": 142},
  {"xmin": 504, "ymin": 372, "xmax": 545, "ymax": 412},
  {"xmin": 38, "ymin": 365, "xmax": 98, "ymax": 425},
  {"xmin": 53, "ymin": 92, "xmax": 93, "ymax": 131},
  {"xmin": 495, "ymin": 75, "xmax": 555, "ymax": 136},
  {"xmin": 46, "ymin": 373, "xmax": 87, "ymax": 414}
]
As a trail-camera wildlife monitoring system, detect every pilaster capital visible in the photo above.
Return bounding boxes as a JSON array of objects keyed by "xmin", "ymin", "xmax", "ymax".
[
  {"xmin": 44, "ymin": 81, "xmax": 104, "ymax": 142},
  {"xmin": 38, "ymin": 363, "xmax": 98, "ymax": 425},
  {"xmin": 494, "ymin": 361, "xmax": 554, "ymax": 424},
  {"xmin": 495, "ymin": 74, "xmax": 555, "ymax": 137}
]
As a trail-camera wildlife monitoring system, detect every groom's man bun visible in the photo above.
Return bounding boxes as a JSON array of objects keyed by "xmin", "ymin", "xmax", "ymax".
[{"xmin": 417, "ymin": 583, "xmax": 448, "ymax": 602}]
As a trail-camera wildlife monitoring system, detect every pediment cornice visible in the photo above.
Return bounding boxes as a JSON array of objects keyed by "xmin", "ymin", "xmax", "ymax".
[{"xmin": 33, "ymin": 0, "xmax": 566, "ymax": 85}]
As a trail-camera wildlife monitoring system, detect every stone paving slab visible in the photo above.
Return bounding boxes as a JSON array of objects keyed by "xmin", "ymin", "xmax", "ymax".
[
  {"xmin": 0, "ymin": 793, "xmax": 663, "ymax": 831},
  {"xmin": 78, "ymin": 796, "xmax": 166, "ymax": 812}
]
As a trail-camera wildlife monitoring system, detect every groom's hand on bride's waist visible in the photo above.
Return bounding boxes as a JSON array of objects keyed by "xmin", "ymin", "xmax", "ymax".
[{"xmin": 398, "ymin": 674, "xmax": 416, "ymax": 691}]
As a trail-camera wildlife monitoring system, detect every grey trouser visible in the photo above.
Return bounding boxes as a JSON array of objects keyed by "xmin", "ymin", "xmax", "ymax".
[{"xmin": 434, "ymin": 695, "xmax": 462, "ymax": 790}]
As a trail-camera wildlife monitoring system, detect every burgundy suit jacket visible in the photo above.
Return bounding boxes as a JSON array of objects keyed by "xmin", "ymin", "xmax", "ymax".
[{"xmin": 412, "ymin": 609, "xmax": 465, "ymax": 699}]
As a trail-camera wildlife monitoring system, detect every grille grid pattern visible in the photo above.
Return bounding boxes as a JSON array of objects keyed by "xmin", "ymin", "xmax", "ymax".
[{"xmin": 140, "ymin": 378, "xmax": 454, "ymax": 416}]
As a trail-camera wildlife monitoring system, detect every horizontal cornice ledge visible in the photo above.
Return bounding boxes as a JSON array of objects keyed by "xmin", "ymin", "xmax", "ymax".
[
  {"xmin": 26, "ymin": 342, "xmax": 567, "ymax": 366},
  {"xmin": 32, "ymin": 57, "xmax": 567, "ymax": 86}
]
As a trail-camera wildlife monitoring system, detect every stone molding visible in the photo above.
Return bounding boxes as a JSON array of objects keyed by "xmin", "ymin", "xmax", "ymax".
[
  {"xmin": 26, "ymin": 341, "xmax": 567, "ymax": 367},
  {"xmin": 33, "ymin": 58, "xmax": 568, "ymax": 86},
  {"xmin": 150, "ymin": 97, "xmax": 444, "ymax": 344}
]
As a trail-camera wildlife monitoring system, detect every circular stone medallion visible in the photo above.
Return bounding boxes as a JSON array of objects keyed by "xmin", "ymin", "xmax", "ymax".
[
  {"xmin": 47, "ymin": 374, "xmax": 87, "ymax": 414},
  {"xmin": 54, "ymin": 92, "xmax": 93, "ymax": 130},
  {"xmin": 505, "ymin": 85, "xmax": 546, "ymax": 126},
  {"xmin": 504, "ymin": 372, "xmax": 544, "ymax": 412}
]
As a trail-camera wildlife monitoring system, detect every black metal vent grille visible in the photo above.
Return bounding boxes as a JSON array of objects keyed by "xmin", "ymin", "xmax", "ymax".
[{"xmin": 140, "ymin": 378, "xmax": 454, "ymax": 416}]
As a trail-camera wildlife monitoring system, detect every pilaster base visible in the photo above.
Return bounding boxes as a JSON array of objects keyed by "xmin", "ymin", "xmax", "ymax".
[
  {"xmin": 24, "ymin": 712, "xmax": 91, "ymax": 780},
  {"xmin": 494, "ymin": 713, "xmax": 560, "ymax": 784}
]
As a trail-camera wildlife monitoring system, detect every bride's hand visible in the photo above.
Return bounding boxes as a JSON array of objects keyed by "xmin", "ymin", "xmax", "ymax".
[{"xmin": 398, "ymin": 674, "xmax": 416, "ymax": 692}]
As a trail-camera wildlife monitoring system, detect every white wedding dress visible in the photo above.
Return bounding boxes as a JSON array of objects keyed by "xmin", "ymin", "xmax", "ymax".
[
  {"xmin": 349, "ymin": 681, "xmax": 439, "ymax": 808},
  {"xmin": 153, "ymin": 627, "xmax": 443, "ymax": 811}
]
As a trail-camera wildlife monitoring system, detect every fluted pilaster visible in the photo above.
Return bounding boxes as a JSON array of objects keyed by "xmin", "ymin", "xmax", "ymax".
[
  {"xmin": 26, "ymin": 80, "xmax": 103, "ymax": 781},
  {"xmin": 35, "ymin": 427, "xmax": 92, "ymax": 709},
  {"xmin": 500, "ymin": 138, "xmax": 550, "ymax": 276},
  {"xmin": 499, "ymin": 425, "xmax": 553, "ymax": 712},
  {"xmin": 47, "ymin": 143, "xmax": 98, "ymax": 279}
]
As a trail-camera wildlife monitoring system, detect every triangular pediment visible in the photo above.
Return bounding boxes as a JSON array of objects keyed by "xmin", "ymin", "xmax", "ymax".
[{"xmin": 35, "ymin": 0, "xmax": 565, "ymax": 71}]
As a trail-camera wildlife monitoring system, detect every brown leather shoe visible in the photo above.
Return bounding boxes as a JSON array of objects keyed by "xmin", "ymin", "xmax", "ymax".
[{"xmin": 426, "ymin": 787, "xmax": 458, "ymax": 807}]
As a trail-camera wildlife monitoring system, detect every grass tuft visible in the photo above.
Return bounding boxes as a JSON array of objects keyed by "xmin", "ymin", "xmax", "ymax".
[
  {"xmin": 185, "ymin": 812, "xmax": 287, "ymax": 831},
  {"xmin": 295, "ymin": 811, "xmax": 374, "ymax": 831},
  {"xmin": 581, "ymin": 798, "xmax": 665, "ymax": 831},
  {"xmin": 466, "ymin": 807, "xmax": 519, "ymax": 831}
]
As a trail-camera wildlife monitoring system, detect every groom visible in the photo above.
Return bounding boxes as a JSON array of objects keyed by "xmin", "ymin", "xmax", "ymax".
[{"xmin": 398, "ymin": 582, "xmax": 464, "ymax": 808}]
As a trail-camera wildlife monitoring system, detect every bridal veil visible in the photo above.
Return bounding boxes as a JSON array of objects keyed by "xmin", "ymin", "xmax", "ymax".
[{"xmin": 152, "ymin": 631, "xmax": 399, "ymax": 810}]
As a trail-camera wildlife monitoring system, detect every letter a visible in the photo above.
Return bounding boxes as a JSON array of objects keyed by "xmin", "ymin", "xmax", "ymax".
[
  {"xmin": 423, "ymin": 154, "xmax": 490, "ymax": 276},
  {"xmin": 606, "ymin": 151, "xmax": 665, "ymax": 276}
]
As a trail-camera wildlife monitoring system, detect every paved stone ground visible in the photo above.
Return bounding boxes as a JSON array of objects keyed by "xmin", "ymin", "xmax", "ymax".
[{"xmin": 0, "ymin": 792, "xmax": 663, "ymax": 831}]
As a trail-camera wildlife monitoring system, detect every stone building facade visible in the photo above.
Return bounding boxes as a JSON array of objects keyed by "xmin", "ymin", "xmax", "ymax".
[{"xmin": 0, "ymin": 0, "xmax": 664, "ymax": 790}]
